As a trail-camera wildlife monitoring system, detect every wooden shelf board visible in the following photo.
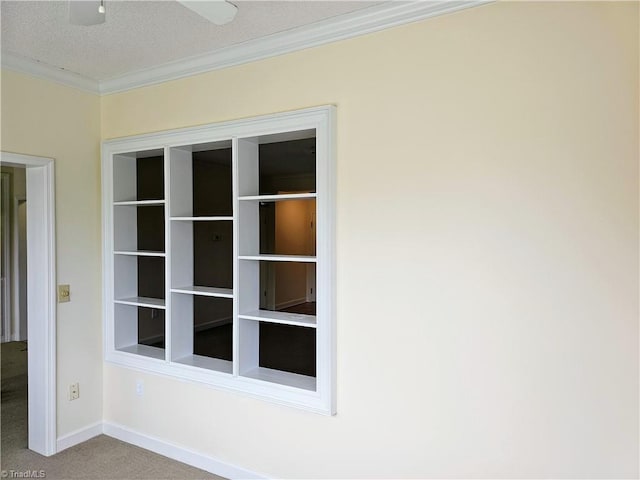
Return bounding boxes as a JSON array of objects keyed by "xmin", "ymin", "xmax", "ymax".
[
  {"xmin": 173, "ymin": 354, "xmax": 233, "ymax": 374},
  {"xmin": 239, "ymin": 193, "xmax": 316, "ymax": 202},
  {"xmin": 117, "ymin": 344, "xmax": 165, "ymax": 360},
  {"xmin": 114, "ymin": 296, "xmax": 166, "ymax": 309},
  {"xmin": 238, "ymin": 254, "xmax": 316, "ymax": 263},
  {"xmin": 171, "ymin": 286, "xmax": 233, "ymax": 298},
  {"xmin": 241, "ymin": 366, "xmax": 316, "ymax": 391},
  {"xmin": 239, "ymin": 310, "xmax": 316, "ymax": 328},
  {"xmin": 114, "ymin": 250, "xmax": 165, "ymax": 257}
]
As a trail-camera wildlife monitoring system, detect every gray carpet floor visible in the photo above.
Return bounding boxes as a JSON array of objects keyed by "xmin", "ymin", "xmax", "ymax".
[{"xmin": 1, "ymin": 341, "xmax": 224, "ymax": 479}]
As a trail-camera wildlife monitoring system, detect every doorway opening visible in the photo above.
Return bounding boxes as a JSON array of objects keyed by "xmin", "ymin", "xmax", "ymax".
[
  {"xmin": 1, "ymin": 166, "xmax": 28, "ymax": 343},
  {"xmin": 0, "ymin": 152, "xmax": 56, "ymax": 457}
]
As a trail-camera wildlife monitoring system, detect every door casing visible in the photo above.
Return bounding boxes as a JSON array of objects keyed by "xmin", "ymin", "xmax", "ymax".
[{"xmin": 1, "ymin": 151, "xmax": 57, "ymax": 456}]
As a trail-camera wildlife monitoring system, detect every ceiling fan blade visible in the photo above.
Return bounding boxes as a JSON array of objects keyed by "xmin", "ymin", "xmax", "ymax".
[
  {"xmin": 177, "ymin": 0, "xmax": 238, "ymax": 26},
  {"xmin": 69, "ymin": 0, "xmax": 105, "ymax": 26}
]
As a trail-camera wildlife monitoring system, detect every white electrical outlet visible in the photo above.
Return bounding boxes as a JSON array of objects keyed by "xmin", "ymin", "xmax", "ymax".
[
  {"xmin": 69, "ymin": 382, "xmax": 79, "ymax": 401},
  {"xmin": 135, "ymin": 380, "xmax": 144, "ymax": 397}
]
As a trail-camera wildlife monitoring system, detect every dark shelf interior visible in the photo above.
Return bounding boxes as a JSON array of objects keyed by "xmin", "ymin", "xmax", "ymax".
[
  {"xmin": 259, "ymin": 323, "xmax": 316, "ymax": 377},
  {"xmin": 193, "ymin": 296, "xmax": 233, "ymax": 361},
  {"xmin": 193, "ymin": 149, "xmax": 232, "ymax": 217},
  {"xmin": 193, "ymin": 221, "xmax": 233, "ymax": 289},
  {"xmin": 138, "ymin": 307, "xmax": 165, "ymax": 349}
]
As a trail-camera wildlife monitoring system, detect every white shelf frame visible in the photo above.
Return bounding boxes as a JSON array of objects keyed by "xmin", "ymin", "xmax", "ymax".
[
  {"xmin": 238, "ymin": 193, "xmax": 316, "ymax": 202},
  {"xmin": 170, "ymin": 216, "xmax": 233, "ymax": 221},
  {"xmin": 170, "ymin": 286, "xmax": 233, "ymax": 298},
  {"xmin": 114, "ymin": 296, "xmax": 166, "ymax": 309},
  {"xmin": 103, "ymin": 106, "xmax": 336, "ymax": 415},
  {"xmin": 114, "ymin": 200, "xmax": 165, "ymax": 206},
  {"xmin": 239, "ymin": 310, "xmax": 316, "ymax": 328},
  {"xmin": 113, "ymin": 250, "xmax": 165, "ymax": 257},
  {"xmin": 240, "ymin": 366, "xmax": 316, "ymax": 391},
  {"xmin": 117, "ymin": 344, "xmax": 166, "ymax": 361},
  {"xmin": 238, "ymin": 255, "xmax": 317, "ymax": 263}
]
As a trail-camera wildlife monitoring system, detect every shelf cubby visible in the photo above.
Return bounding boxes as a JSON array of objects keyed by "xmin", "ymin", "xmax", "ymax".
[
  {"xmin": 238, "ymin": 319, "xmax": 316, "ymax": 391},
  {"xmin": 114, "ymin": 255, "xmax": 165, "ymax": 302},
  {"xmin": 171, "ymin": 219, "xmax": 233, "ymax": 292},
  {"xmin": 171, "ymin": 292, "xmax": 233, "ymax": 373},
  {"xmin": 113, "ymin": 149, "xmax": 164, "ymax": 203},
  {"xmin": 170, "ymin": 142, "xmax": 232, "ymax": 218},
  {"xmin": 114, "ymin": 204, "xmax": 165, "ymax": 253},
  {"xmin": 114, "ymin": 303, "xmax": 165, "ymax": 360}
]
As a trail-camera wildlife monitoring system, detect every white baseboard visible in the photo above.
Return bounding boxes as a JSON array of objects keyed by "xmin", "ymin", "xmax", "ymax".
[
  {"xmin": 103, "ymin": 421, "xmax": 267, "ymax": 480},
  {"xmin": 56, "ymin": 421, "xmax": 103, "ymax": 452},
  {"xmin": 194, "ymin": 316, "xmax": 233, "ymax": 332},
  {"xmin": 275, "ymin": 297, "xmax": 307, "ymax": 310}
]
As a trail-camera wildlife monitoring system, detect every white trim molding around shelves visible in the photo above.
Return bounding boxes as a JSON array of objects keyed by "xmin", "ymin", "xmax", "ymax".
[{"xmin": 103, "ymin": 105, "xmax": 336, "ymax": 415}]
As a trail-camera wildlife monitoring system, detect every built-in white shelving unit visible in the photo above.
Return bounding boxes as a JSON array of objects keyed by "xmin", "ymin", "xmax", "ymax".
[
  {"xmin": 103, "ymin": 106, "xmax": 335, "ymax": 414},
  {"xmin": 110, "ymin": 148, "xmax": 167, "ymax": 360}
]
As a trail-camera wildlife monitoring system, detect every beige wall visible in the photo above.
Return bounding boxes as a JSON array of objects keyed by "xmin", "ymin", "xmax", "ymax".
[
  {"xmin": 101, "ymin": 2, "xmax": 639, "ymax": 477},
  {"xmin": 1, "ymin": 71, "xmax": 103, "ymax": 436},
  {"xmin": 2, "ymin": 0, "xmax": 636, "ymax": 477}
]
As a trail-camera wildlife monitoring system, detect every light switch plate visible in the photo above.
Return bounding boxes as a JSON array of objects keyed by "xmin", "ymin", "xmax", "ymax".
[{"xmin": 58, "ymin": 284, "xmax": 70, "ymax": 303}]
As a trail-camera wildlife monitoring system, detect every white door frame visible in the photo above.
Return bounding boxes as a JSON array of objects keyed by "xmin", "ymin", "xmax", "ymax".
[
  {"xmin": 1, "ymin": 172, "xmax": 11, "ymax": 342},
  {"xmin": 0, "ymin": 151, "xmax": 57, "ymax": 456}
]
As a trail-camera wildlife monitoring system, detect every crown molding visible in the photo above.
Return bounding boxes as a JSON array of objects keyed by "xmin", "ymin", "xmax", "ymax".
[
  {"xmin": 2, "ymin": 1, "xmax": 490, "ymax": 96},
  {"xmin": 100, "ymin": 0, "xmax": 489, "ymax": 95},
  {"xmin": 1, "ymin": 52, "xmax": 100, "ymax": 95}
]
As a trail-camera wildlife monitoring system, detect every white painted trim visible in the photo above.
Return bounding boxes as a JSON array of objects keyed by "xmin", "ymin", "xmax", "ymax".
[
  {"xmin": 0, "ymin": 152, "xmax": 57, "ymax": 456},
  {"xmin": 100, "ymin": 0, "xmax": 488, "ymax": 94},
  {"xmin": 103, "ymin": 422, "xmax": 267, "ymax": 480},
  {"xmin": 2, "ymin": 1, "xmax": 489, "ymax": 95},
  {"xmin": 56, "ymin": 422, "xmax": 104, "ymax": 453},
  {"xmin": 1, "ymin": 173, "xmax": 11, "ymax": 343},
  {"xmin": 103, "ymin": 106, "xmax": 335, "ymax": 414},
  {"xmin": 1, "ymin": 52, "xmax": 100, "ymax": 95}
]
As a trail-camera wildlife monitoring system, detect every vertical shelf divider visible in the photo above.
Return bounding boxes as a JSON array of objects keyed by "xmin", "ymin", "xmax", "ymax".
[
  {"xmin": 164, "ymin": 146, "xmax": 172, "ymax": 362},
  {"xmin": 168, "ymin": 146, "xmax": 194, "ymax": 363},
  {"xmin": 236, "ymin": 138, "xmax": 260, "ymax": 376},
  {"xmin": 232, "ymin": 138, "xmax": 239, "ymax": 377}
]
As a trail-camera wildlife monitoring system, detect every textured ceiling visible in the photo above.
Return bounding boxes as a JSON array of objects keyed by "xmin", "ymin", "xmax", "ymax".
[{"xmin": 1, "ymin": 1, "xmax": 381, "ymax": 81}]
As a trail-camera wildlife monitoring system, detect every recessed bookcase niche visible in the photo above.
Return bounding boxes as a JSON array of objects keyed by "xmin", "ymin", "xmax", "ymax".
[{"xmin": 103, "ymin": 106, "xmax": 335, "ymax": 414}]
